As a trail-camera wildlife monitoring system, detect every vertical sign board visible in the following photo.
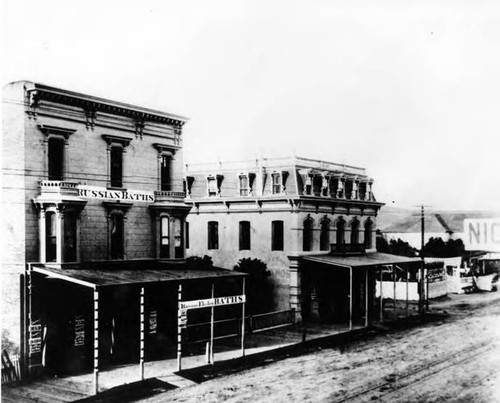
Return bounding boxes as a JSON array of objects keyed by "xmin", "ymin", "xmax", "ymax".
[{"xmin": 464, "ymin": 218, "xmax": 500, "ymax": 252}]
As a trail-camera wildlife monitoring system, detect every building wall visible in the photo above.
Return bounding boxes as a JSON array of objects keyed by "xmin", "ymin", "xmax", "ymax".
[
  {"xmin": 2, "ymin": 81, "xmax": 187, "ymax": 352},
  {"xmin": 187, "ymin": 198, "xmax": 378, "ymax": 311}
]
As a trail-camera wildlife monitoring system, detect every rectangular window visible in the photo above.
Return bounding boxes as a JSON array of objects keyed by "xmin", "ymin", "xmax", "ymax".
[
  {"xmin": 272, "ymin": 173, "xmax": 281, "ymax": 194},
  {"xmin": 45, "ymin": 212, "xmax": 57, "ymax": 262},
  {"xmin": 185, "ymin": 222, "xmax": 190, "ymax": 249},
  {"xmin": 110, "ymin": 214, "xmax": 124, "ymax": 259},
  {"xmin": 64, "ymin": 212, "xmax": 77, "ymax": 262},
  {"xmin": 174, "ymin": 218, "xmax": 183, "ymax": 258},
  {"xmin": 160, "ymin": 216, "xmax": 169, "ymax": 258},
  {"xmin": 110, "ymin": 147, "xmax": 123, "ymax": 188},
  {"xmin": 239, "ymin": 175, "xmax": 249, "ymax": 196},
  {"xmin": 161, "ymin": 155, "xmax": 171, "ymax": 191},
  {"xmin": 48, "ymin": 137, "xmax": 64, "ymax": 180},
  {"xmin": 208, "ymin": 221, "xmax": 219, "ymax": 249},
  {"xmin": 207, "ymin": 177, "xmax": 218, "ymax": 197},
  {"xmin": 271, "ymin": 220, "xmax": 284, "ymax": 251},
  {"xmin": 239, "ymin": 221, "xmax": 251, "ymax": 250}
]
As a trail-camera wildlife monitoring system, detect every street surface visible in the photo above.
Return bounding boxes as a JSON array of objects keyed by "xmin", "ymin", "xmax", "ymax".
[{"xmin": 138, "ymin": 292, "xmax": 500, "ymax": 403}]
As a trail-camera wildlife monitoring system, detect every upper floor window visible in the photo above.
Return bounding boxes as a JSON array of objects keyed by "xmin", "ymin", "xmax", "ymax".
[
  {"xmin": 48, "ymin": 137, "xmax": 65, "ymax": 180},
  {"xmin": 208, "ymin": 221, "xmax": 219, "ymax": 249},
  {"xmin": 185, "ymin": 221, "xmax": 190, "ymax": 249},
  {"xmin": 174, "ymin": 217, "xmax": 183, "ymax": 258},
  {"xmin": 272, "ymin": 173, "xmax": 282, "ymax": 194},
  {"xmin": 239, "ymin": 175, "xmax": 250, "ymax": 196},
  {"xmin": 207, "ymin": 175, "xmax": 223, "ymax": 197},
  {"xmin": 103, "ymin": 135, "xmax": 131, "ymax": 189},
  {"xmin": 320, "ymin": 220, "xmax": 330, "ymax": 251},
  {"xmin": 351, "ymin": 219, "xmax": 360, "ymax": 244},
  {"xmin": 110, "ymin": 146, "xmax": 123, "ymax": 188},
  {"xmin": 364, "ymin": 220, "xmax": 373, "ymax": 250},
  {"xmin": 303, "ymin": 218, "xmax": 314, "ymax": 251},
  {"xmin": 160, "ymin": 155, "xmax": 171, "ymax": 191},
  {"xmin": 239, "ymin": 221, "xmax": 251, "ymax": 250},
  {"xmin": 271, "ymin": 220, "xmax": 284, "ymax": 251}
]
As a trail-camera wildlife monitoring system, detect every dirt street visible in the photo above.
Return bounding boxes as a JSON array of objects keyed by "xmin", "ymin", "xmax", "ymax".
[{"xmin": 138, "ymin": 292, "xmax": 500, "ymax": 403}]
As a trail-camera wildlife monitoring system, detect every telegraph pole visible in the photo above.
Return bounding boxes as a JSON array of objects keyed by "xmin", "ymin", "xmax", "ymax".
[{"xmin": 420, "ymin": 205, "xmax": 425, "ymax": 314}]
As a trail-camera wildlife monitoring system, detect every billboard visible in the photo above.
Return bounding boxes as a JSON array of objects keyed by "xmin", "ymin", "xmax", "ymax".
[{"xmin": 463, "ymin": 218, "xmax": 500, "ymax": 252}]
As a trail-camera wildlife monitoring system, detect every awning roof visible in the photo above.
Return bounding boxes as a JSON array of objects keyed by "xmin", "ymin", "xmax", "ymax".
[
  {"xmin": 303, "ymin": 252, "xmax": 421, "ymax": 269},
  {"xmin": 31, "ymin": 265, "xmax": 246, "ymax": 289}
]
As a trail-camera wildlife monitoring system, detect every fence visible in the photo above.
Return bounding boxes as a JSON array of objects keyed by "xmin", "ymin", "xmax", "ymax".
[
  {"xmin": 186, "ymin": 309, "xmax": 295, "ymax": 345},
  {"xmin": 1, "ymin": 350, "xmax": 20, "ymax": 385}
]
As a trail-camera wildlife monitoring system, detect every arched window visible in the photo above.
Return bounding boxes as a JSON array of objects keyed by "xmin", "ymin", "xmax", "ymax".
[
  {"xmin": 336, "ymin": 219, "xmax": 345, "ymax": 246},
  {"xmin": 320, "ymin": 220, "xmax": 330, "ymax": 251},
  {"xmin": 350, "ymin": 219, "xmax": 360, "ymax": 245},
  {"xmin": 364, "ymin": 220, "xmax": 373, "ymax": 249},
  {"xmin": 303, "ymin": 218, "xmax": 314, "ymax": 251},
  {"xmin": 160, "ymin": 216, "xmax": 170, "ymax": 258}
]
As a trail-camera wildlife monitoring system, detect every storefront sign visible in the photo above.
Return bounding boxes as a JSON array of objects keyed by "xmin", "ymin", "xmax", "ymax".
[
  {"xmin": 77, "ymin": 185, "xmax": 154, "ymax": 202},
  {"xmin": 29, "ymin": 319, "xmax": 42, "ymax": 355},
  {"xmin": 464, "ymin": 218, "xmax": 500, "ymax": 252},
  {"xmin": 179, "ymin": 295, "xmax": 246, "ymax": 311},
  {"xmin": 149, "ymin": 310, "xmax": 158, "ymax": 334},
  {"xmin": 74, "ymin": 316, "xmax": 85, "ymax": 347}
]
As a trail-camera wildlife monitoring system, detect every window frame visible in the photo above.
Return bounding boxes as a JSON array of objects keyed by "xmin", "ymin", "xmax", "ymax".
[
  {"xmin": 271, "ymin": 220, "xmax": 284, "ymax": 251},
  {"xmin": 302, "ymin": 218, "xmax": 314, "ymax": 252},
  {"xmin": 208, "ymin": 221, "xmax": 219, "ymax": 250},
  {"xmin": 239, "ymin": 221, "xmax": 251, "ymax": 250},
  {"xmin": 320, "ymin": 219, "xmax": 330, "ymax": 251}
]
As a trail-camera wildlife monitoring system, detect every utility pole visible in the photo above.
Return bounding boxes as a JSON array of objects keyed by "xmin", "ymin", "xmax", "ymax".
[{"xmin": 420, "ymin": 205, "xmax": 425, "ymax": 314}]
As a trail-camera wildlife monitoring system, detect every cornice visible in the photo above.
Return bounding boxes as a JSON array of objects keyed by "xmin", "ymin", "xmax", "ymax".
[{"xmin": 25, "ymin": 82, "xmax": 188, "ymax": 127}]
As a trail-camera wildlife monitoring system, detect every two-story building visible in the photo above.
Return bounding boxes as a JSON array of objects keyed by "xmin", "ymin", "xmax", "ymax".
[
  {"xmin": 185, "ymin": 157, "xmax": 420, "ymax": 325},
  {"xmin": 2, "ymin": 82, "xmax": 245, "ymax": 386}
]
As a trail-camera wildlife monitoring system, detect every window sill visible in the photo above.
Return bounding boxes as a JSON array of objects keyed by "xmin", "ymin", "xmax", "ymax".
[{"xmin": 107, "ymin": 186, "xmax": 128, "ymax": 191}]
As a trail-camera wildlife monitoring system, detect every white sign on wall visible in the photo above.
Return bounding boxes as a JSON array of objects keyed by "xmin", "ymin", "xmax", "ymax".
[
  {"xmin": 78, "ymin": 185, "xmax": 155, "ymax": 202},
  {"xmin": 179, "ymin": 295, "xmax": 246, "ymax": 311},
  {"xmin": 463, "ymin": 218, "xmax": 500, "ymax": 252}
]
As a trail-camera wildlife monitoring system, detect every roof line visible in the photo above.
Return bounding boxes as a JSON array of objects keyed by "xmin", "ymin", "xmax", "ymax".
[{"xmin": 32, "ymin": 266, "xmax": 96, "ymax": 289}]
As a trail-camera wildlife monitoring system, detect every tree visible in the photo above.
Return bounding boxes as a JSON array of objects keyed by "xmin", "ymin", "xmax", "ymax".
[
  {"xmin": 377, "ymin": 235, "xmax": 418, "ymax": 257},
  {"xmin": 423, "ymin": 237, "xmax": 465, "ymax": 258},
  {"xmin": 234, "ymin": 258, "xmax": 274, "ymax": 314},
  {"xmin": 185, "ymin": 255, "xmax": 214, "ymax": 270}
]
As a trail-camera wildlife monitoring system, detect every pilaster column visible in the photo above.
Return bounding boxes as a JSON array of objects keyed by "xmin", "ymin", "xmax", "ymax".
[
  {"xmin": 56, "ymin": 208, "xmax": 64, "ymax": 263},
  {"xmin": 106, "ymin": 144, "xmax": 111, "ymax": 187},
  {"xmin": 321, "ymin": 173, "xmax": 330, "ymax": 197},
  {"xmin": 38, "ymin": 206, "xmax": 46, "ymax": 263},
  {"xmin": 367, "ymin": 181, "xmax": 373, "ymax": 201},
  {"xmin": 352, "ymin": 179, "xmax": 359, "ymax": 200},
  {"xmin": 64, "ymin": 138, "xmax": 69, "ymax": 180},
  {"xmin": 122, "ymin": 148, "xmax": 127, "ymax": 188},
  {"xmin": 288, "ymin": 256, "xmax": 302, "ymax": 323},
  {"xmin": 169, "ymin": 217, "xmax": 176, "ymax": 259},
  {"xmin": 337, "ymin": 177, "xmax": 345, "ymax": 199}
]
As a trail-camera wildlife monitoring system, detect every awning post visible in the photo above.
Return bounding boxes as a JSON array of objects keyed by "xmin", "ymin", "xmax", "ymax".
[
  {"xmin": 393, "ymin": 264, "xmax": 396, "ymax": 310},
  {"xmin": 379, "ymin": 266, "xmax": 383, "ymax": 322},
  {"xmin": 177, "ymin": 284, "xmax": 182, "ymax": 372},
  {"xmin": 365, "ymin": 267, "xmax": 369, "ymax": 327},
  {"xmin": 93, "ymin": 289, "xmax": 99, "ymax": 395},
  {"xmin": 406, "ymin": 266, "xmax": 409, "ymax": 316},
  {"xmin": 139, "ymin": 287, "xmax": 145, "ymax": 380},
  {"xmin": 209, "ymin": 281, "xmax": 214, "ymax": 364},
  {"xmin": 241, "ymin": 277, "xmax": 246, "ymax": 357},
  {"xmin": 349, "ymin": 267, "xmax": 353, "ymax": 331}
]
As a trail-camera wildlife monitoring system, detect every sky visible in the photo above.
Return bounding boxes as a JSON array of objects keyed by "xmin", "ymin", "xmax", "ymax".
[{"xmin": 2, "ymin": 0, "xmax": 500, "ymax": 211}]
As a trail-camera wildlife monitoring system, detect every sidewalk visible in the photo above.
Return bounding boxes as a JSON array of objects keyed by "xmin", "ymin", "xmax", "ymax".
[{"xmin": 2, "ymin": 304, "xmax": 422, "ymax": 403}]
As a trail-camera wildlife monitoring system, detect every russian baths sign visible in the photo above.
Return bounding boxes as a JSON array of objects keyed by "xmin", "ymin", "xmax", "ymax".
[
  {"xmin": 78, "ymin": 185, "xmax": 155, "ymax": 202},
  {"xmin": 179, "ymin": 295, "xmax": 246, "ymax": 311},
  {"xmin": 464, "ymin": 218, "xmax": 500, "ymax": 252}
]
